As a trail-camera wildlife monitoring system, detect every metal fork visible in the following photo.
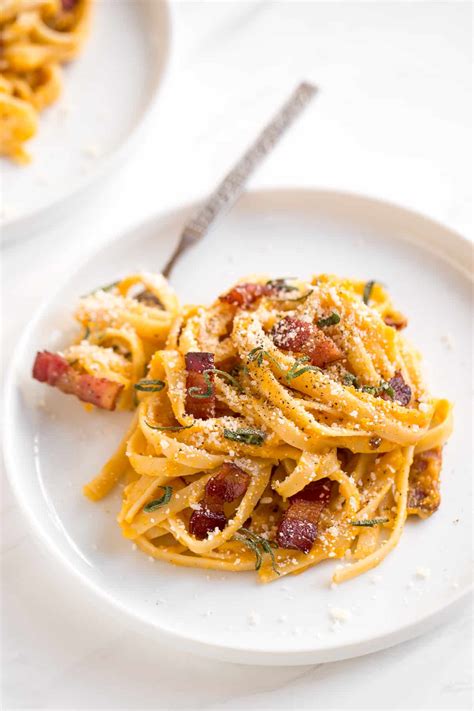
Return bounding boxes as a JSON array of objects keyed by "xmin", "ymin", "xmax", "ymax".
[{"xmin": 161, "ymin": 81, "xmax": 318, "ymax": 279}]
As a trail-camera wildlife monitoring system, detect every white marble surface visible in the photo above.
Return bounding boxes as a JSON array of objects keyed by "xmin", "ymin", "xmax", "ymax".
[{"xmin": 1, "ymin": 1, "xmax": 472, "ymax": 708}]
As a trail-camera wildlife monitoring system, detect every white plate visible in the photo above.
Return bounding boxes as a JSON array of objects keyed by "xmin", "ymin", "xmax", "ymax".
[
  {"xmin": 3, "ymin": 189, "xmax": 472, "ymax": 665},
  {"xmin": 1, "ymin": 0, "xmax": 171, "ymax": 242}
]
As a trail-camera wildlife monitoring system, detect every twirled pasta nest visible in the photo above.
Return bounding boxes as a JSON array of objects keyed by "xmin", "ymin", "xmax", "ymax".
[{"xmin": 32, "ymin": 272, "xmax": 453, "ymax": 583}]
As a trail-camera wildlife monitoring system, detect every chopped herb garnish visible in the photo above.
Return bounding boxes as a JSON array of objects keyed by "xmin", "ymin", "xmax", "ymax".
[
  {"xmin": 134, "ymin": 379, "xmax": 166, "ymax": 392},
  {"xmin": 361, "ymin": 385, "xmax": 378, "ymax": 395},
  {"xmin": 363, "ymin": 280, "xmax": 376, "ymax": 305},
  {"xmin": 350, "ymin": 517, "xmax": 389, "ymax": 527},
  {"xmin": 233, "ymin": 527, "xmax": 279, "ymax": 574},
  {"xmin": 361, "ymin": 380, "xmax": 394, "ymax": 399},
  {"xmin": 317, "ymin": 311, "xmax": 341, "ymax": 328},
  {"xmin": 266, "ymin": 278, "xmax": 298, "ymax": 292},
  {"xmin": 247, "ymin": 347, "xmax": 282, "ymax": 369},
  {"xmin": 378, "ymin": 380, "xmax": 395, "ymax": 399},
  {"xmin": 343, "ymin": 372, "xmax": 359, "ymax": 387},
  {"xmin": 145, "ymin": 421, "xmax": 193, "ymax": 432},
  {"xmin": 188, "ymin": 370, "xmax": 213, "ymax": 399},
  {"xmin": 223, "ymin": 427, "xmax": 267, "ymax": 445},
  {"xmin": 143, "ymin": 486, "xmax": 173, "ymax": 512},
  {"xmin": 276, "ymin": 289, "xmax": 313, "ymax": 303},
  {"xmin": 230, "ymin": 364, "xmax": 249, "ymax": 377},
  {"xmin": 286, "ymin": 356, "xmax": 321, "ymax": 382},
  {"xmin": 83, "ymin": 325, "xmax": 90, "ymax": 339},
  {"xmin": 204, "ymin": 368, "xmax": 243, "ymax": 392}
]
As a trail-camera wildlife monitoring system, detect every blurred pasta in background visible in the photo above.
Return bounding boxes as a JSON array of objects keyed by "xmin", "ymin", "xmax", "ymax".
[{"xmin": 0, "ymin": 0, "xmax": 92, "ymax": 163}]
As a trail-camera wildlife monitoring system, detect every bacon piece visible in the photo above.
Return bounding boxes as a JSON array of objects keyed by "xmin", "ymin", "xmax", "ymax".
[
  {"xmin": 61, "ymin": 0, "xmax": 78, "ymax": 10},
  {"xmin": 381, "ymin": 371, "xmax": 412, "ymax": 406},
  {"xmin": 32, "ymin": 351, "xmax": 123, "ymax": 411},
  {"xmin": 185, "ymin": 352, "xmax": 216, "ymax": 420},
  {"xmin": 272, "ymin": 316, "xmax": 343, "ymax": 368},
  {"xmin": 384, "ymin": 313, "xmax": 408, "ymax": 330},
  {"xmin": 277, "ymin": 478, "xmax": 333, "ymax": 553},
  {"xmin": 272, "ymin": 316, "xmax": 312, "ymax": 351},
  {"xmin": 219, "ymin": 283, "xmax": 274, "ymax": 308},
  {"xmin": 189, "ymin": 462, "xmax": 250, "ymax": 540},
  {"xmin": 307, "ymin": 330, "xmax": 344, "ymax": 368},
  {"xmin": 205, "ymin": 462, "xmax": 250, "ymax": 503},
  {"xmin": 188, "ymin": 506, "xmax": 227, "ymax": 539},
  {"xmin": 408, "ymin": 448, "xmax": 442, "ymax": 518}
]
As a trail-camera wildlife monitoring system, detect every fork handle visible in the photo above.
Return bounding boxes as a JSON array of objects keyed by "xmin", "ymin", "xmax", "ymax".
[{"xmin": 162, "ymin": 81, "xmax": 318, "ymax": 279}]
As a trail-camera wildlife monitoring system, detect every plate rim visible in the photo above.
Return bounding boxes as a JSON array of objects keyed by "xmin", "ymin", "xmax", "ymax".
[
  {"xmin": 0, "ymin": 0, "xmax": 173, "ymax": 242},
  {"xmin": 3, "ymin": 187, "xmax": 473, "ymax": 665}
]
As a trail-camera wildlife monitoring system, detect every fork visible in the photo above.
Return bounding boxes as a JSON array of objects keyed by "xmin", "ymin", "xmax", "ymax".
[{"xmin": 161, "ymin": 81, "xmax": 318, "ymax": 279}]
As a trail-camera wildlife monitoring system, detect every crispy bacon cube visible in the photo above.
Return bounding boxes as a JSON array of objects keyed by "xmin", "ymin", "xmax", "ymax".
[
  {"xmin": 185, "ymin": 352, "xmax": 216, "ymax": 420},
  {"xmin": 205, "ymin": 462, "xmax": 250, "ymax": 503},
  {"xmin": 384, "ymin": 313, "xmax": 408, "ymax": 330},
  {"xmin": 189, "ymin": 462, "xmax": 250, "ymax": 540},
  {"xmin": 408, "ymin": 448, "xmax": 442, "ymax": 518},
  {"xmin": 188, "ymin": 506, "xmax": 227, "ymax": 539},
  {"xmin": 32, "ymin": 351, "xmax": 123, "ymax": 411},
  {"xmin": 277, "ymin": 478, "xmax": 333, "ymax": 553},
  {"xmin": 219, "ymin": 283, "xmax": 274, "ymax": 308},
  {"xmin": 272, "ymin": 316, "xmax": 342, "ymax": 368}
]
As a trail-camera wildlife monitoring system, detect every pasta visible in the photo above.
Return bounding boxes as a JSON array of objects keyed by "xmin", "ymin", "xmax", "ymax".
[
  {"xmin": 0, "ymin": 0, "xmax": 92, "ymax": 163},
  {"xmin": 32, "ymin": 272, "xmax": 453, "ymax": 584}
]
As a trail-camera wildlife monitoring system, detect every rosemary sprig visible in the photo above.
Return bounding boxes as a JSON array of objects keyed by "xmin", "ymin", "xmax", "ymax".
[
  {"xmin": 134, "ymin": 379, "xmax": 166, "ymax": 392},
  {"xmin": 363, "ymin": 280, "xmax": 376, "ymax": 305},
  {"xmin": 286, "ymin": 356, "xmax": 321, "ymax": 382},
  {"xmin": 233, "ymin": 527, "xmax": 279, "ymax": 574},
  {"xmin": 350, "ymin": 517, "xmax": 389, "ymax": 527},
  {"xmin": 188, "ymin": 370, "xmax": 213, "ymax": 399},
  {"xmin": 317, "ymin": 311, "xmax": 341, "ymax": 328},
  {"xmin": 143, "ymin": 486, "xmax": 173, "ymax": 512},
  {"xmin": 223, "ymin": 428, "xmax": 267, "ymax": 445}
]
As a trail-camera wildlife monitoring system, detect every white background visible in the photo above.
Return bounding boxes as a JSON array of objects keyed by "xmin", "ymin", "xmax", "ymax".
[{"xmin": 1, "ymin": 1, "xmax": 472, "ymax": 709}]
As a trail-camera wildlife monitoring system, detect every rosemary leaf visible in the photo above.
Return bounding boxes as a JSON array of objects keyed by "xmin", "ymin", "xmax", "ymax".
[
  {"xmin": 143, "ymin": 486, "xmax": 173, "ymax": 512},
  {"xmin": 286, "ymin": 356, "xmax": 321, "ymax": 382},
  {"xmin": 363, "ymin": 280, "xmax": 376, "ymax": 305},
  {"xmin": 317, "ymin": 311, "xmax": 341, "ymax": 328},
  {"xmin": 134, "ymin": 379, "xmax": 166, "ymax": 392},
  {"xmin": 223, "ymin": 428, "xmax": 267, "ymax": 446},
  {"xmin": 145, "ymin": 421, "xmax": 193, "ymax": 432},
  {"xmin": 343, "ymin": 372, "xmax": 359, "ymax": 387},
  {"xmin": 275, "ymin": 289, "xmax": 313, "ymax": 303},
  {"xmin": 350, "ymin": 517, "xmax": 389, "ymax": 527},
  {"xmin": 188, "ymin": 370, "xmax": 214, "ymax": 399},
  {"xmin": 204, "ymin": 368, "xmax": 243, "ymax": 392},
  {"xmin": 247, "ymin": 347, "xmax": 282, "ymax": 370},
  {"xmin": 266, "ymin": 278, "xmax": 298, "ymax": 292}
]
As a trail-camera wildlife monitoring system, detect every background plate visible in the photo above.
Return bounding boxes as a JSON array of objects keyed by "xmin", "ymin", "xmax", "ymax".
[
  {"xmin": 1, "ymin": 0, "xmax": 170, "ymax": 242},
  {"xmin": 3, "ymin": 189, "xmax": 472, "ymax": 665}
]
